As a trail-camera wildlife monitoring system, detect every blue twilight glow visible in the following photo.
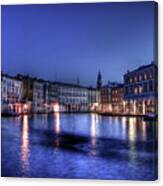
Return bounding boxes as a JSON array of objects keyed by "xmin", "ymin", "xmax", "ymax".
[{"xmin": 2, "ymin": 2, "xmax": 155, "ymax": 86}]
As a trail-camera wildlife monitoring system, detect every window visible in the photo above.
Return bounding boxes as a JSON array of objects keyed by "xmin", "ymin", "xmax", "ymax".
[
  {"xmin": 139, "ymin": 85, "xmax": 143, "ymax": 93},
  {"xmin": 143, "ymin": 83, "xmax": 147, "ymax": 92},
  {"xmin": 149, "ymin": 81, "xmax": 153, "ymax": 92},
  {"xmin": 134, "ymin": 76, "xmax": 137, "ymax": 82},
  {"xmin": 134, "ymin": 87, "xmax": 138, "ymax": 94}
]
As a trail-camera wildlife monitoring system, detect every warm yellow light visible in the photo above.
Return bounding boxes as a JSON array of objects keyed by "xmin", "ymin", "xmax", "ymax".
[
  {"xmin": 134, "ymin": 87, "xmax": 138, "ymax": 94},
  {"xmin": 139, "ymin": 86, "xmax": 143, "ymax": 93}
]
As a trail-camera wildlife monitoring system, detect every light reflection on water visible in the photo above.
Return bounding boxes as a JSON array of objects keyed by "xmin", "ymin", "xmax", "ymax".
[
  {"xmin": 122, "ymin": 117, "xmax": 127, "ymax": 139},
  {"xmin": 142, "ymin": 120, "xmax": 147, "ymax": 141},
  {"xmin": 128, "ymin": 117, "xmax": 137, "ymax": 143},
  {"xmin": 90, "ymin": 113, "xmax": 99, "ymax": 156},
  {"xmin": 1, "ymin": 113, "xmax": 157, "ymax": 180},
  {"xmin": 21, "ymin": 115, "xmax": 30, "ymax": 175},
  {"xmin": 128, "ymin": 117, "xmax": 137, "ymax": 164},
  {"xmin": 55, "ymin": 112, "xmax": 60, "ymax": 135},
  {"xmin": 54, "ymin": 112, "xmax": 60, "ymax": 147}
]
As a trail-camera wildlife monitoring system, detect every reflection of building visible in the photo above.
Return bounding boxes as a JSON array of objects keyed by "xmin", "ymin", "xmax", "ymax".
[
  {"xmin": 1, "ymin": 73, "xmax": 23, "ymax": 114},
  {"xmin": 111, "ymin": 84, "xmax": 124, "ymax": 114},
  {"xmin": 124, "ymin": 62, "xmax": 158, "ymax": 115}
]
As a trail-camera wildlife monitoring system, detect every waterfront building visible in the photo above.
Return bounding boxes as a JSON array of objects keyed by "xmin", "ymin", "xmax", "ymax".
[
  {"xmin": 124, "ymin": 62, "xmax": 158, "ymax": 116},
  {"xmin": 47, "ymin": 83, "xmax": 59, "ymax": 112},
  {"xmin": 100, "ymin": 82, "xmax": 118, "ymax": 113},
  {"xmin": 1, "ymin": 73, "xmax": 23, "ymax": 114},
  {"xmin": 32, "ymin": 80, "xmax": 47, "ymax": 113},
  {"xmin": 111, "ymin": 84, "xmax": 124, "ymax": 114},
  {"xmin": 88, "ymin": 87, "xmax": 100, "ymax": 112},
  {"xmin": 17, "ymin": 74, "xmax": 59, "ymax": 113},
  {"xmin": 16, "ymin": 74, "xmax": 36, "ymax": 113},
  {"xmin": 57, "ymin": 83, "xmax": 89, "ymax": 112}
]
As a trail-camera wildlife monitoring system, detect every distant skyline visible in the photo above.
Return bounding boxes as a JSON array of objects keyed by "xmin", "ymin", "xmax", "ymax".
[{"xmin": 2, "ymin": 2, "xmax": 156, "ymax": 86}]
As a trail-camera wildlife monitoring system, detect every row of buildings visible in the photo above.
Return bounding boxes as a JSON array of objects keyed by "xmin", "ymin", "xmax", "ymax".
[
  {"xmin": 99, "ymin": 62, "xmax": 158, "ymax": 116},
  {"xmin": 1, "ymin": 62, "xmax": 158, "ymax": 116},
  {"xmin": 1, "ymin": 73, "xmax": 100, "ymax": 114}
]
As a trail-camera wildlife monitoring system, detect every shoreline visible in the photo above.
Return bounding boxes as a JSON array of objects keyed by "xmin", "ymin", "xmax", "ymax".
[{"xmin": 1, "ymin": 112, "xmax": 157, "ymax": 120}]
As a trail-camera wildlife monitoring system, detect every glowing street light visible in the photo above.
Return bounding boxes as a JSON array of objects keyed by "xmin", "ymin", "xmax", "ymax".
[{"xmin": 53, "ymin": 103, "xmax": 60, "ymax": 112}]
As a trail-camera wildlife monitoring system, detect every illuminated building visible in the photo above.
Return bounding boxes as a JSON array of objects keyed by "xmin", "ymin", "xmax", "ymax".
[
  {"xmin": 1, "ymin": 73, "xmax": 23, "ymax": 114},
  {"xmin": 88, "ymin": 87, "xmax": 100, "ymax": 112},
  {"xmin": 111, "ymin": 84, "xmax": 124, "ymax": 114},
  {"xmin": 56, "ymin": 82, "xmax": 89, "ymax": 112},
  {"xmin": 100, "ymin": 82, "xmax": 118, "ymax": 113},
  {"xmin": 124, "ymin": 62, "xmax": 158, "ymax": 116}
]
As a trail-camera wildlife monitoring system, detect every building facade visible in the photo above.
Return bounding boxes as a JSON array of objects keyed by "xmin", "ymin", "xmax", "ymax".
[
  {"xmin": 32, "ymin": 80, "xmax": 47, "ymax": 113},
  {"xmin": 1, "ymin": 74, "xmax": 23, "ymax": 114},
  {"xmin": 111, "ymin": 84, "xmax": 124, "ymax": 114},
  {"xmin": 88, "ymin": 87, "xmax": 100, "ymax": 112},
  {"xmin": 57, "ymin": 83, "xmax": 89, "ymax": 112},
  {"xmin": 100, "ymin": 82, "xmax": 119, "ymax": 113},
  {"xmin": 124, "ymin": 63, "xmax": 158, "ymax": 116}
]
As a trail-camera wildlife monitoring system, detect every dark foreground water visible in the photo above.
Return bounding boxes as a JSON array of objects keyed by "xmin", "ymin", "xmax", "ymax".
[{"xmin": 1, "ymin": 113, "xmax": 157, "ymax": 180}]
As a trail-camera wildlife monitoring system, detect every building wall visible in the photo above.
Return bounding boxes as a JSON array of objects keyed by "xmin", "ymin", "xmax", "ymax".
[
  {"xmin": 124, "ymin": 63, "xmax": 158, "ymax": 115},
  {"xmin": 100, "ymin": 86, "xmax": 112, "ymax": 113},
  {"xmin": 111, "ymin": 85, "xmax": 124, "ymax": 114},
  {"xmin": 58, "ymin": 85, "xmax": 89, "ymax": 112},
  {"xmin": 88, "ymin": 88, "xmax": 100, "ymax": 112},
  {"xmin": 1, "ymin": 74, "xmax": 23, "ymax": 113},
  {"xmin": 47, "ymin": 83, "xmax": 59, "ymax": 112},
  {"xmin": 33, "ymin": 81, "xmax": 45, "ymax": 113}
]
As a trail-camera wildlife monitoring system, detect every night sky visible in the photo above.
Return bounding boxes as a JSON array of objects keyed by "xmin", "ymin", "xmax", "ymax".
[{"xmin": 2, "ymin": 2, "xmax": 155, "ymax": 86}]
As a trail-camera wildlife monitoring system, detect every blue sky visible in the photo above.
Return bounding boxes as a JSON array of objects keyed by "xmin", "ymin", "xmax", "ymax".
[{"xmin": 1, "ymin": 2, "xmax": 156, "ymax": 86}]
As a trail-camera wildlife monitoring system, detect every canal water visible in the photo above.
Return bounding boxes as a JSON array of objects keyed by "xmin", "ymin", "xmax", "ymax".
[{"xmin": 1, "ymin": 113, "xmax": 157, "ymax": 180}]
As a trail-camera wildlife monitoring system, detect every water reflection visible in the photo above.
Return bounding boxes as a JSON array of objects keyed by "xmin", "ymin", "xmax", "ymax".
[
  {"xmin": 90, "ymin": 113, "xmax": 99, "ymax": 156},
  {"xmin": 21, "ymin": 115, "xmax": 30, "ymax": 175},
  {"xmin": 55, "ymin": 113, "xmax": 60, "ymax": 134},
  {"xmin": 54, "ymin": 112, "xmax": 60, "ymax": 147},
  {"xmin": 141, "ymin": 120, "xmax": 147, "ymax": 141},
  {"xmin": 122, "ymin": 117, "xmax": 127, "ymax": 139},
  {"xmin": 128, "ymin": 117, "xmax": 137, "ymax": 142},
  {"xmin": 2, "ymin": 113, "xmax": 156, "ymax": 179},
  {"xmin": 128, "ymin": 117, "xmax": 137, "ymax": 164}
]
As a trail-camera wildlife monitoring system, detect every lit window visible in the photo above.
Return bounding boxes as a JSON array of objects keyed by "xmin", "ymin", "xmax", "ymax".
[
  {"xmin": 130, "ymin": 78, "xmax": 133, "ymax": 83},
  {"xmin": 134, "ymin": 87, "xmax": 138, "ymax": 94},
  {"xmin": 139, "ymin": 86, "xmax": 143, "ymax": 93},
  {"xmin": 144, "ymin": 74, "xmax": 147, "ymax": 80},
  {"xmin": 139, "ymin": 75, "xmax": 142, "ymax": 81}
]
